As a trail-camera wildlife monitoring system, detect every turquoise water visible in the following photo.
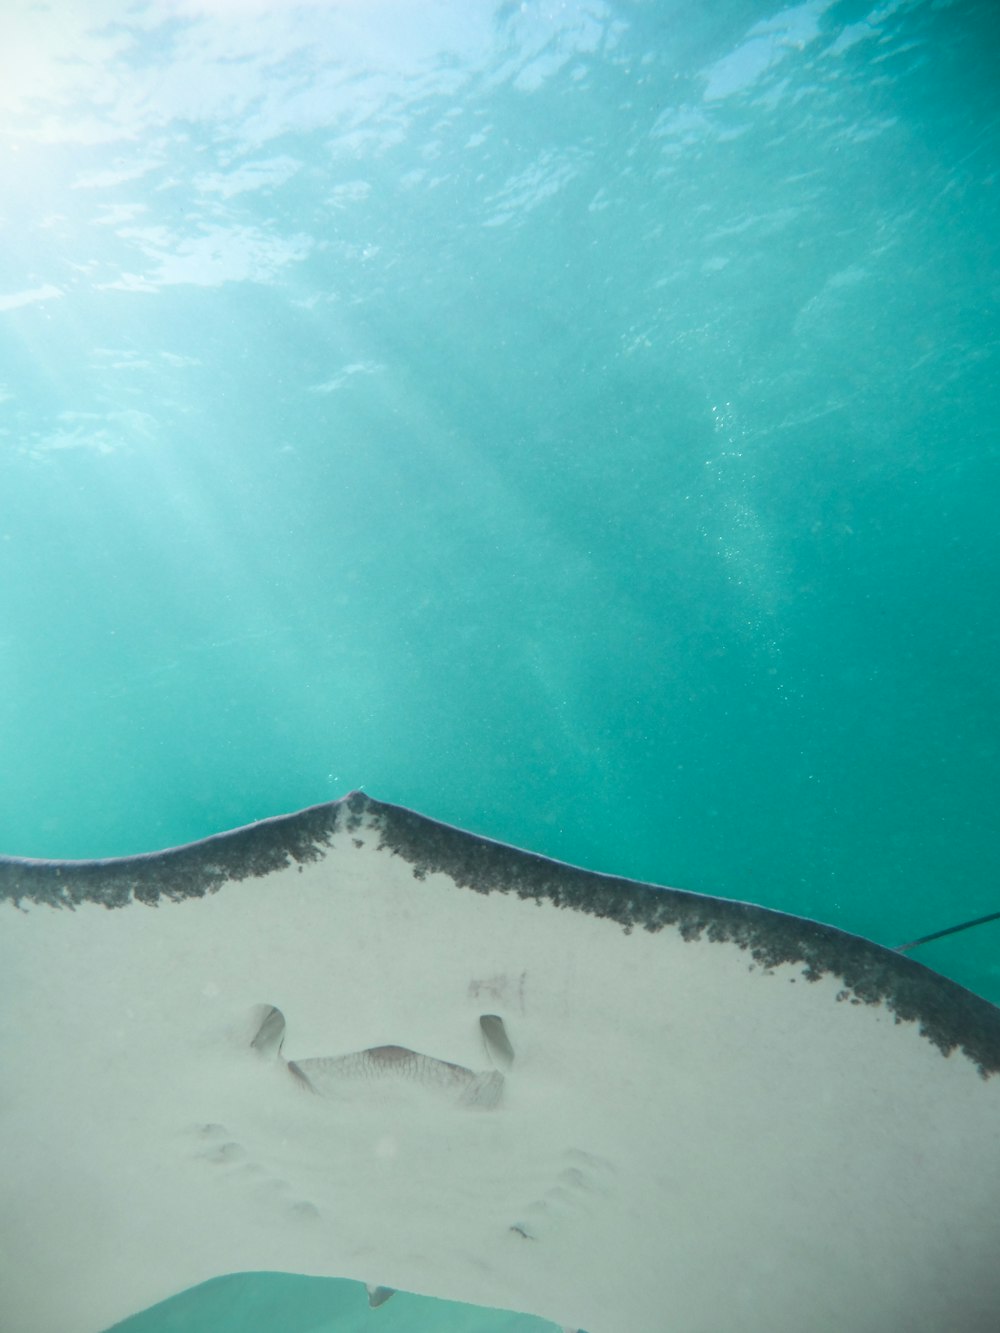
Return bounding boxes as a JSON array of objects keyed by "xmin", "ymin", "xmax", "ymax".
[
  {"xmin": 110, "ymin": 1275, "xmax": 553, "ymax": 1333},
  {"xmin": 2, "ymin": 0, "xmax": 998, "ymax": 1329}
]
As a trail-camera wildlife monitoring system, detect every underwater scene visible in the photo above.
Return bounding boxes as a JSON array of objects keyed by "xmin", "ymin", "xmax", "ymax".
[{"xmin": 1, "ymin": 1, "xmax": 998, "ymax": 1330}]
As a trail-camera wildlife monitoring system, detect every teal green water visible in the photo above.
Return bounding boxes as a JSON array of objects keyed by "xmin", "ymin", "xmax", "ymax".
[
  {"xmin": 1, "ymin": 1, "xmax": 998, "ymax": 1329},
  {"xmin": 110, "ymin": 1275, "xmax": 553, "ymax": 1333}
]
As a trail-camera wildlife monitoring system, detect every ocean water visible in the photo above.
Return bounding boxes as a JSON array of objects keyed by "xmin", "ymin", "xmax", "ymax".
[{"xmin": 1, "ymin": 0, "xmax": 998, "ymax": 1329}]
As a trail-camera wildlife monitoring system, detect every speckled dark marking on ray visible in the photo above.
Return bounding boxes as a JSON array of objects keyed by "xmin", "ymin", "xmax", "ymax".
[
  {"xmin": 3, "ymin": 790, "xmax": 1000, "ymax": 1075},
  {"xmin": 368, "ymin": 795, "xmax": 1000, "ymax": 1078},
  {"xmin": 0, "ymin": 801, "xmax": 345, "ymax": 910}
]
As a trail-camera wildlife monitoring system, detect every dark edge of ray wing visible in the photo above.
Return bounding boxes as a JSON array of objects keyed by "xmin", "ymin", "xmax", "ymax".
[{"xmin": 3, "ymin": 790, "xmax": 1000, "ymax": 1077}]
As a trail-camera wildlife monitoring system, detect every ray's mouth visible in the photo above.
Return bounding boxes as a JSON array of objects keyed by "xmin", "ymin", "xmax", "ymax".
[{"xmin": 249, "ymin": 1004, "xmax": 515, "ymax": 1110}]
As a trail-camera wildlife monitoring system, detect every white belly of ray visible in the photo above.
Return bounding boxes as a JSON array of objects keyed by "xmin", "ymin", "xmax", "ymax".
[{"xmin": 2, "ymin": 798, "xmax": 999, "ymax": 1333}]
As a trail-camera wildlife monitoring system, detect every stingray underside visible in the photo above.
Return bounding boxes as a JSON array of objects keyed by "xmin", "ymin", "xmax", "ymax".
[{"xmin": 2, "ymin": 791, "xmax": 999, "ymax": 1333}]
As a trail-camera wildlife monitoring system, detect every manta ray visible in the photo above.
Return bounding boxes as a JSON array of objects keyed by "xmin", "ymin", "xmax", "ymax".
[{"xmin": 2, "ymin": 791, "xmax": 999, "ymax": 1333}]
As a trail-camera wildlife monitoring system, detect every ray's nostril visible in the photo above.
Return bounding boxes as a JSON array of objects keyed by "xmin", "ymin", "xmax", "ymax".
[
  {"xmin": 250, "ymin": 1004, "xmax": 286, "ymax": 1057},
  {"xmin": 480, "ymin": 1013, "xmax": 515, "ymax": 1070}
]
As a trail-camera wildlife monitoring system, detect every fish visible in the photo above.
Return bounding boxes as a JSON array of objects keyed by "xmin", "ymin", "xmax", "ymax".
[{"xmin": 2, "ymin": 790, "xmax": 999, "ymax": 1333}]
